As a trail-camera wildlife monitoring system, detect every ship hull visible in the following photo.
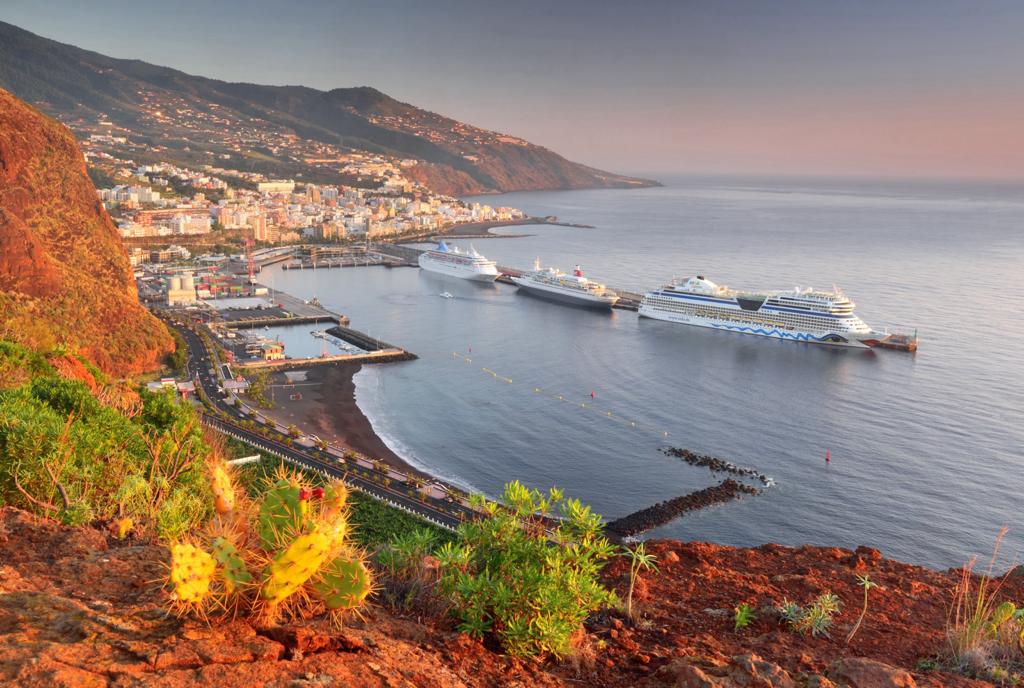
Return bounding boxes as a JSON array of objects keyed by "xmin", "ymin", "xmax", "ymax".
[
  {"xmin": 513, "ymin": 280, "xmax": 618, "ymax": 309},
  {"xmin": 638, "ymin": 305, "xmax": 869, "ymax": 347},
  {"xmin": 418, "ymin": 254, "xmax": 498, "ymax": 281}
]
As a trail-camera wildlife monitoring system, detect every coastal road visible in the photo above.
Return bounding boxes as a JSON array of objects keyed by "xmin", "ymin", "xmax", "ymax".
[{"xmin": 166, "ymin": 315, "xmax": 476, "ymax": 530}]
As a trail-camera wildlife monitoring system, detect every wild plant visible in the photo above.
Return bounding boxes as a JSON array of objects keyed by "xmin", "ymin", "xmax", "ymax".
[
  {"xmin": 734, "ymin": 603, "xmax": 756, "ymax": 631},
  {"xmin": 376, "ymin": 527, "xmax": 447, "ymax": 614},
  {"xmin": 946, "ymin": 528, "xmax": 1023, "ymax": 682},
  {"xmin": 623, "ymin": 543, "xmax": 658, "ymax": 621},
  {"xmin": 436, "ymin": 481, "xmax": 617, "ymax": 658},
  {"xmin": 845, "ymin": 573, "xmax": 879, "ymax": 644},
  {"xmin": 165, "ymin": 462, "xmax": 373, "ymax": 624},
  {"xmin": 776, "ymin": 592, "xmax": 842, "ymax": 638}
]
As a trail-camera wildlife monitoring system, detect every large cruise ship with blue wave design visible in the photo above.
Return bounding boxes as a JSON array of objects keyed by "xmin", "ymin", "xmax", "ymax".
[{"xmin": 639, "ymin": 275, "xmax": 877, "ymax": 347}]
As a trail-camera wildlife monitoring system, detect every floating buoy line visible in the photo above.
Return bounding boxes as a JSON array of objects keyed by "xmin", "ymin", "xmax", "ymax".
[
  {"xmin": 450, "ymin": 350, "xmax": 776, "ymax": 491},
  {"xmin": 452, "ymin": 351, "xmax": 672, "ymax": 440}
]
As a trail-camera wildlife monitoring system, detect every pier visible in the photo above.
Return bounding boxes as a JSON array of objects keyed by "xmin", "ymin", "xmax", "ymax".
[
  {"xmin": 325, "ymin": 324, "xmax": 405, "ymax": 353},
  {"xmin": 283, "ymin": 246, "xmax": 412, "ymax": 270},
  {"xmin": 231, "ymin": 347, "xmax": 416, "ymax": 370},
  {"xmin": 255, "ymin": 288, "xmax": 350, "ymax": 325},
  {"xmin": 374, "ymin": 244, "xmax": 643, "ymax": 310}
]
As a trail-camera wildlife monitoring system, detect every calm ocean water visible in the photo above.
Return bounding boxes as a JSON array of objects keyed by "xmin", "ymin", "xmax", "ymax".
[{"xmin": 262, "ymin": 175, "xmax": 1024, "ymax": 568}]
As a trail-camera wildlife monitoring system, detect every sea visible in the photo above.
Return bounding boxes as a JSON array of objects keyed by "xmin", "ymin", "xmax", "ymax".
[{"xmin": 261, "ymin": 174, "xmax": 1024, "ymax": 569}]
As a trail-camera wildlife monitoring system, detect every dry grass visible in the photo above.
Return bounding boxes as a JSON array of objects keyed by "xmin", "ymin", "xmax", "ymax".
[{"xmin": 946, "ymin": 527, "xmax": 1023, "ymax": 683}]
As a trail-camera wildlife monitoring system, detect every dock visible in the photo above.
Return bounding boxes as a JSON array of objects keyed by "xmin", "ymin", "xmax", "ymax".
[
  {"xmin": 231, "ymin": 347, "xmax": 416, "ymax": 370},
  {"xmin": 260, "ymin": 289, "xmax": 350, "ymax": 324},
  {"xmin": 326, "ymin": 324, "xmax": 405, "ymax": 353},
  {"xmin": 374, "ymin": 244, "xmax": 643, "ymax": 310},
  {"xmin": 283, "ymin": 247, "xmax": 411, "ymax": 270}
]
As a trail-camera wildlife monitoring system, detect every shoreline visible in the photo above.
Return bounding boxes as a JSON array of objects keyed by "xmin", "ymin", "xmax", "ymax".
[
  {"xmin": 440, "ymin": 216, "xmax": 594, "ymax": 238},
  {"xmin": 249, "ymin": 362, "xmax": 433, "ymax": 481}
]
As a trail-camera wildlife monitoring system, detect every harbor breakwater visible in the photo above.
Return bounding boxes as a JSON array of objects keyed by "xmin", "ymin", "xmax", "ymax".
[
  {"xmin": 663, "ymin": 447, "xmax": 775, "ymax": 487},
  {"xmin": 604, "ymin": 479, "xmax": 761, "ymax": 538}
]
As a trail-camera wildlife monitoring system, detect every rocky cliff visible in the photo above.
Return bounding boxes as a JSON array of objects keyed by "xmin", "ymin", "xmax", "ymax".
[{"xmin": 0, "ymin": 89, "xmax": 172, "ymax": 375}]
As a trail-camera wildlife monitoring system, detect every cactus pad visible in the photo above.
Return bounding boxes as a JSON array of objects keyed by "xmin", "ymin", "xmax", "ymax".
[
  {"xmin": 211, "ymin": 536, "xmax": 253, "ymax": 594},
  {"xmin": 257, "ymin": 478, "xmax": 308, "ymax": 549},
  {"xmin": 169, "ymin": 542, "xmax": 216, "ymax": 605},
  {"xmin": 312, "ymin": 556, "xmax": 373, "ymax": 611},
  {"xmin": 210, "ymin": 462, "xmax": 235, "ymax": 515},
  {"xmin": 260, "ymin": 528, "xmax": 332, "ymax": 605},
  {"xmin": 322, "ymin": 481, "xmax": 348, "ymax": 515}
]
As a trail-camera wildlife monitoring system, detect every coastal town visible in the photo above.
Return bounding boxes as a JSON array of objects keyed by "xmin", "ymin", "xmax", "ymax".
[{"xmin": 89, "ymin": 149, "xmax": 525, "ymax": 251}]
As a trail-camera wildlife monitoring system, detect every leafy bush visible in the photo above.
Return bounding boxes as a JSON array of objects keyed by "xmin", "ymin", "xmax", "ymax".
[
  {"xmin": 0, "ymin": 374, "xmax": 211, "ymax": 537},
  {"xmin": 167, "ymin": 329, "xmax": 188, "ymax": 371},
  {"xmin": 436, "ymin": 481, "xmax": 617, "ymax": 658},
  {"xmin": 375, "ymin": 528, "xmax": 449, "ymax": 614}
]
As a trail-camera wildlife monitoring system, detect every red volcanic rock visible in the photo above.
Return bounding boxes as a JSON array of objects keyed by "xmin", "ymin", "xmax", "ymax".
[
  {"xmin": 1, "ymin": 507, "xmax": 1013, "ymax": 687},
  {"xmin": 0, "ymin": 89, "xmax": 172, "ymax": 375},
  {"xmin": 830, "ymin": 657, "xmax": 917, "ymax": 687}
]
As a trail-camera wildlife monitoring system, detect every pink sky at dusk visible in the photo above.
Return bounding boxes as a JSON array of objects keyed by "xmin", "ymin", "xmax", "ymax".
[{"xmin": 3, "ymin": 0, "xmax": 1023, "ymax": 181}]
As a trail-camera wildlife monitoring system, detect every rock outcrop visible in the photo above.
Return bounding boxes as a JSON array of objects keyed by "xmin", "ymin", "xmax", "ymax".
[
  {"xmin": 0, "ymin": 89, "xmax": 172, "ymax": 375},
  {"xmin": 2, "ymin": 507, "xmax": 1009, "ymax": 687}
]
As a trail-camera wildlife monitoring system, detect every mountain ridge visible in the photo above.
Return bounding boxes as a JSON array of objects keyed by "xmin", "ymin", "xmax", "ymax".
[{"xmin": 0, "ymin": 20, "xmax": 658, "ymax": 196}]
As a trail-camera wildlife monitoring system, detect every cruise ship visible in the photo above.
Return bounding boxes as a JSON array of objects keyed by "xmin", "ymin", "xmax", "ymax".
[
  {"xmin": 511, "ymin": 260, "xmax": 619, "ymax": 309},
  {"xmin": 639, "ymin": 275, "xmax": 876, "ymax": 347},
  {"xmin": 418, "ymin": 241, "xmax": 499, "ymax": 281}
]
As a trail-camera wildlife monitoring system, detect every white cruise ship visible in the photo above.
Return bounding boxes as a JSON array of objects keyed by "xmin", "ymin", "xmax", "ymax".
[
  {"xmin": 511, "ymin": 260, "xmax": 619, "ymax": 309},
  {"xmin": 418, "ymin": 241, "xmax": 499, "ymax": 281},
  {"xmin": 639, "ymin": 275, "xmax": 875, "ymax": 347}
]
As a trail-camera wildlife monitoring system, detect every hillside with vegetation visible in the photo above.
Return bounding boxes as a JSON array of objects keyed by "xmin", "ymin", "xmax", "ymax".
[
  {"xmin": 0, "ymin": 88, "xmax": 172, "ymax": 376},
  {"xmin": 0, "ymin": 20, "xmax": 657, "ymax": 196}
]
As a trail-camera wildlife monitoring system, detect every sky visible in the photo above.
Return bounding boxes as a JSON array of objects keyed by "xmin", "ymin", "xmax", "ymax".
[{"xmin": 2, "ymin": 0, "xmax": 1023, "ymax": 180}]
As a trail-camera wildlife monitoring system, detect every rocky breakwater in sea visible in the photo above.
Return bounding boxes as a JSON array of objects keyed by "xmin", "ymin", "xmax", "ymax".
[
  {"xmin": 603, "ymin": 447, "xmax": 774, "ymax": 538},
  {"xmin": 663, "ymin": 447, "xmax": 775, "ymax": 487},
  {"xmin": 605, "ymin": 479, "xmax": 761, "ymax": 538}
]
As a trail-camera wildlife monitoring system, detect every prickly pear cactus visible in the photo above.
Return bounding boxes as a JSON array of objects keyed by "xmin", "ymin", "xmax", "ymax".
[
  {"xmin": 166, "ymin": 466, "xmax": 372, "ymax": 622},
  {"xmin": 312, "ymin": 556, "xmax": 373, "ymax": 611},
  {"xmin": 211, "ymin": 535, "xmax": 253, "ymax": 594},
  {"xmin": 260, "ymin": 527, "xmax": 333, "ymax": 606},
  {"xmin": 169, "ymin": 542, "xmax": 216, "ymax": 606},
  {"xmin": 210, "ymin": 463, "xmax": 236, "ymax": 515},
  {"xmin": 258, "ymin": 478, "xmax": 308, "ymax": 549}
]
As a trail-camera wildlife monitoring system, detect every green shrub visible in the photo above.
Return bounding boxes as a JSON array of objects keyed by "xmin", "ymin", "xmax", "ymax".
[
  {"xmin": 436, "ymin": 481, "xmax": 617, "ymax": 658},
  {"xmin": 0, "ymin": 373, "xmax": 210, "ymax": 537},
  {"xmin": 167, "ymin": 329, "xmax": 188, "ymax": 371}
]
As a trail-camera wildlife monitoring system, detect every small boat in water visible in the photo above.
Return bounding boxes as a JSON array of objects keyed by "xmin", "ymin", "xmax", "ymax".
[{"xmin": 439, "ymin": 291, "xmax": 454, "ymax": 299}]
